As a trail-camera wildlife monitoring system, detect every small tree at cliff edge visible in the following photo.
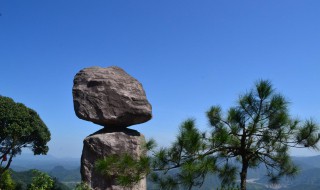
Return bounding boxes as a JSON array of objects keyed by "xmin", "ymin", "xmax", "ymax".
[{"xmin": 0, "ymin": 96, "xmax": 51, "ymax": 175}]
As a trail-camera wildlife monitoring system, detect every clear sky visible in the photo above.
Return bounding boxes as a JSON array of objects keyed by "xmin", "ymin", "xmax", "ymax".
[{"xmin": 0, "ymin": 0, "xmax": 320, "ymax": 158}]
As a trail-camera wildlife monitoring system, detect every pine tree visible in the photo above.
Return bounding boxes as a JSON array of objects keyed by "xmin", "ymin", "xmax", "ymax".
[
  {"xmin": 150, "ymin": 80, "xmax": 320, "ymax": 190},
  {"xmin": 96, "ymin": 80, "xmax": 320, "ymax": 190}
]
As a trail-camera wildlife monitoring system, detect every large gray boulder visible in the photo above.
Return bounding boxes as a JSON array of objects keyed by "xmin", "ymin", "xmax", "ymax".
[
  {"xmin": 73, "ymin": 66, "xmax": 152, "ymax": 127},
  {"xmin": 81, "ymin": 128, "xmax": 146, "ymax": 190}
]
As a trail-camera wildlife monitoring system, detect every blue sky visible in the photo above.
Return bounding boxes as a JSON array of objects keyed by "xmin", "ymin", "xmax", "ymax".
[{"xmin": 0, "ymin": 0, "xmax": 320, "ymax": 158}]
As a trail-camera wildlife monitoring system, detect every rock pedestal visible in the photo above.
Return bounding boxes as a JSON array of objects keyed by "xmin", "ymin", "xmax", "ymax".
[
  {"xmin": 81, "ymin": 128, "xmax": 146, "ymax": 190},
  {"xmin": 73, "ymin": 66, "xmax": 151, "ymax": 190}
]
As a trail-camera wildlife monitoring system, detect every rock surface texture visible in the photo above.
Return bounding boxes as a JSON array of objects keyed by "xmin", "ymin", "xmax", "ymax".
[
  {"xmin": 81, "ymin": 128, "xmax": 146, "ymax": 190},
  {"xmin": 73, "ymin": 66, "xmax": 152, "ymax": 127},
  {"xmin": 73, "ymin": 66, "xmax": 151, "ymax": 190}
]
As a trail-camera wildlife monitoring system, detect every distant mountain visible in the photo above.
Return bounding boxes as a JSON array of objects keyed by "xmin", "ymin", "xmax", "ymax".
[
  {"xmin": 292, "ymin": 155, "xmax": 320, "ymax": 169},
  {"xmin": 49, "ymin": 165, "xmax": 81, "ymax": 182},
  {"xmin": 147, "ymin": 155, "xmax": 320, "ymax": 190},
  {"xmin": 10, "ymin": 153, "xmax": 80, "ymax": 172},
  {"xmin": 251, "ymin": 156, "xmax": 320, "ymax": 189},
  {"xmin": 147, "ymin": 173, "xmax": 267, "ymax": 190},
  {"xmin": 282, "ymin": 184, "xmax": 320, "ymax": 190},
  {"xmin": 8, "ymin": 153, "xmax": 320, "ymax": 190},
  {"xmin": 8, "ymin": 153, "xmax": 81, "ymax": 189},
  {"xmin": 49, "ymin": 165, "xmax": 81, "ymax": 189}
]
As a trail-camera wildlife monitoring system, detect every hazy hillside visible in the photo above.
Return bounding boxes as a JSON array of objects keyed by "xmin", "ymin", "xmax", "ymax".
[
  {"xmin": 10, "ymin": 153, "xmax": 80, "ymax": 172},
  {"xmin": 282, "ymin": 184, "xmax": 320, "ymax": 190},
  {"xmin": 9, "ymin": 154, "xmax": 81, "ymax": 189},
  {"xmin": 9, "ymin": 154, "xmax": 320, "ymax": 190},
  {"xmin": 147, "ymin": 155, "xmax": 320, "ymax": 190},
  {"xmin": 10, "ymin": 169, "xmax": 70, "ymax": 190},
  {"xmin": 49, "ymin": 166, "xmax": 81, "ymax": 181},
  {"xmin": 49, "ymin": 166, "xmax": 81, "ymax": 189},
  {"xmin": 292, "ymin": 155, "xmax": 320, "ymax": 169}
]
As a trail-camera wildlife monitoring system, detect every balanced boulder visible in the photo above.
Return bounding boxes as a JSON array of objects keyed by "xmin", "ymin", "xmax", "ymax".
[{"xmin": 73, "ymin": 66, "xmax": 152, "ymax": 127}]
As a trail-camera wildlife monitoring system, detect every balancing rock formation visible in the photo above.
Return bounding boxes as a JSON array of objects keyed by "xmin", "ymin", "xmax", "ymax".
[
  {"xmin": 73, "ymin": 66, "xmax": 152, "ymax": 190},
  {"xmin": 73, "ymin": 66, "xmax": 152, "ymax": 127}
]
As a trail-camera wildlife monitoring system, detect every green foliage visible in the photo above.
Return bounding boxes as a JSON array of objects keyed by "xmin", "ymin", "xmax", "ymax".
[
  {"xmin": 10, "ymin": 169, "xmax": 35, "ymax": 189},
  {"xmin": 94, "ymin": 80, "xmax": 320, "ymax": 190},
  {"xmin": 9, "ymin": 169, "xmax": 70, "ymax": 190},
  {"xmin": 95, "ymin": 153, "xmax": 150, "ymax": 188},
  {"xmin": 27, "ymin": 170, "xmax": 54, "ymax": 190},
  {"xmin": 0, "ymin": 169, "xmax": 16, "ymax": 190},
  {"xmin": 74, "ymin": 182, "xmax": 91, "ymax": 190},
  {"xmin": 145, "ymin": 138, "xmax": 157, "ymax": 151},
  {"xmin": 51, "ymin": 177, "xmax": 70, "ymax": 190},
  {"xmin": 0, "ymin": 96, "xmax": 51, "ymax": 175},
  {"xmin": 94, "ymin": 138, "xmax": 157, "ymax": 188},
  {"xmin": 150, "ymin": 80, "xmax": 320, "ymax": 190}
]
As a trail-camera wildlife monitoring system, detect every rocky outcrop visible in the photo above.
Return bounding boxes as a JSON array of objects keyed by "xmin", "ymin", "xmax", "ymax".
[
  {"xmin": 81, "ymin": 128, "xmax": 146, "ymax": 190},
  {"xmin": 73, "ymin": 66, "xmax": 151, "ymax": 190},
  {"xmin": 73, "ymin": 66, "xmax": 152, "ymax": 127}
]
